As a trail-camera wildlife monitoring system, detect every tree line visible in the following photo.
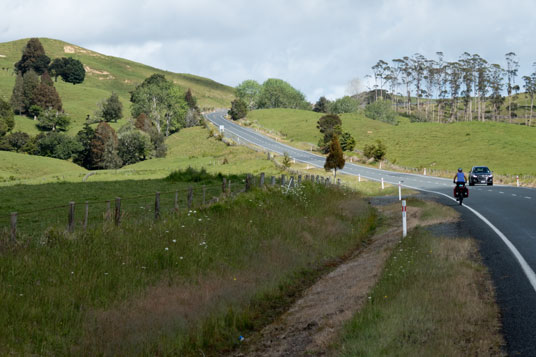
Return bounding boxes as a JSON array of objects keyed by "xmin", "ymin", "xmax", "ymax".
[{"xmin": 368, "ymin": 52, "xmax": 536, "ymax": 125}]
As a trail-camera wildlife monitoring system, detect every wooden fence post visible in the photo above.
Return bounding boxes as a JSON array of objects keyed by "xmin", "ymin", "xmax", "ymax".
[
  {"xmin": 316, "ymin": 175, "xmax": 320, "ymax": 183},
  {"xmin": 10, "ymin": 212, "xmax": 17, "ymax": 242},
  {"xmin": 155, "ymin": 192, "xmax": 160, "ymax": 220},
  {"xmin": 245, "ymin": 174, "xmax": 252, "ymax": 192},
  {"xmin": 337, "ymin": 179, "xmax": 341, "ymax": 186},
  {"xmin": 281, "ymin": 175, "xmax": 286, "ymax": 186},
  {"xmin": 290, "ymin": 176, "xmax": 295, "ymax": 188},
  {"xmin": 271, "ymin": 176, "xmax": 275, "ymax": 186},
  {"xmin": 298, "ymin": 175, "xmax": 302, "ymax": 185},
  {"xmin": 84, "ymin": 201, "xmax": 89, "ymax": 230},
  {"xmin": 203, "ymin": 186, "xmax": 206, "ymax": 205},
  {"xmin": 222, "ymin": 178, "xmax": 227, "ymax": 194},
  {"xmin": 68, "ymin": 201, "xmax": 75, "ymax": 233},
  {"xmin": 188, "ymin": 187, "xmax": 193, "ymax": 210},
  {"xmin": 260, "ymin": 172, "xmax": 265, "ymax": 186},
  {"xmin": 228, "ymin": 180, "xmax": 231, "ymax": 195},
  {"xmin": 174, "ymin": 191, "xmax": 179, "ymax": 212},
  {"xmin": 114, "ymin": 197, "xmax": 121, "ymax": 226},
  {"xmin": 105, "ymin": 200, "xmax": 111, "ymax": 221}
]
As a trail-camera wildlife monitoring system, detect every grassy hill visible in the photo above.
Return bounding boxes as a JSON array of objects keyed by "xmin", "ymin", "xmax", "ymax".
[
  {"xmin": 0, "ymin": 38, "xmax": 235, "ymax": 135},
  {"xmin": 247, "ymin": 108, "xmax": 536, "ymax": 177},
  {"xmin": 0, "ymin": 151, "xmax": 86, "ymax": 182}
]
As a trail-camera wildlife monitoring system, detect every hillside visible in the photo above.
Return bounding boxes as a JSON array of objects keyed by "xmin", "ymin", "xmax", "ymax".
[
  {"xmin": 247, "ymin": 108, "xmax": 536, "ymax": 177},
  {"xmin": 0, "ymin": 150, "xmax": 86, "ymax": 182},
  {"xmin": 0, "ymin": 38, "xmax": 234, "ymax": 134}
]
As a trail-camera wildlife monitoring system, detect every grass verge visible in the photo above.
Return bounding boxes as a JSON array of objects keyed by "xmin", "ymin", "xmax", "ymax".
[
  {"xmin": 0, "ymin": 182, "xmax": 376, "ymax": 356},
  {"xmin": 335, "ymin": 200, "xmax": 505, "ymax": 356}
]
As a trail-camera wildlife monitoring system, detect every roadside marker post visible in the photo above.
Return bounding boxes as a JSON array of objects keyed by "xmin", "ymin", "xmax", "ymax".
[
  {"xmin": 424, "ymin": 168, "xmax": 427, "ymax": 176},
  {"xmin": 517, "ymin": 176, "xmax": 520, "ymax": 187},
  {"xmin": 402, "ymin": 200, "xmax": 407, "ymax": 238},
  {"xmin": 381, "ymin": 177, "xmax": 384, "ymax": 190},
  {"xmin": 398, "ymin": 181, "xmax": 402, "ymax": 200},
  {"xmin": 219, "ymin": 125, "xmax": 224, "ymax": 134},
  {"xmin": 358, "ymin": 174, "xmax": 361, "ymax": 182}
]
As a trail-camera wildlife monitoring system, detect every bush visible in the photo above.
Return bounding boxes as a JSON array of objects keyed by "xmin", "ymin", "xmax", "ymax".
[
  {"xmin": 228, "ymin": 99, "xmax": 248, "ymax": 120},
  {"xmin": 364, "ymin": 100, "xmax": 398, "ymax": 125},
  {"xmin": 329, "ymin": 96, "xmax": 359, "ymax": 114},
  {"xmin": 166, "ymin": 167, "xmax": 226, "ymax": 183},
  {"xmin": 36, "ymin": 132, "xmax": 82, "ymax": 160},
  {"xmin": 363, "ymin": 140, "xmax": 387, "ymax": 161},
  {"xmin": 340, "ymin": 131, "xmax": 356, "ymax": 151}
]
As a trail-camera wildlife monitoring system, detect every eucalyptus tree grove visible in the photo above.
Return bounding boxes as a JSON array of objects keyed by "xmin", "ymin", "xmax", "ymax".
[{"xmin": 368, "ymin": 52, "xmax": 534, "ymax": 124}]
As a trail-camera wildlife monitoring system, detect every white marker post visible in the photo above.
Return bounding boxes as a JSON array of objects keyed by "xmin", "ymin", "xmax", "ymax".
[
  {"xmin": 358, "ymin": 174, "xmax": 361, "ymax": 182},
  {"xmin": 381, "ymin": 177, "xmax": 384, "ymax": 190},
  {"xmin": 424, "ymin": 168, "xmax": 427, "ymax": 176},
  {"xmin": 517, "ymin": 175, "xmax": 520, "ymax": 187},
  {"xmin": 402, "ymin": 200, "xmax": 407, "ymax": 238},
  {"xmin": 219, "ymin": 125, "xmax": 224, "ymax": 134},
  {"xmin": 379, "ymin": 161, "xmax": 382, "ymax": 169},
  {"xmin": 398, "ymin": 181, "xmax": 402, "ymax": 200}
]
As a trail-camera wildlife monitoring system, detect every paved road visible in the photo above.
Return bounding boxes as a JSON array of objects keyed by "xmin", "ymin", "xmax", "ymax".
[{"xmin": 205, "ymin": 110, "xmax": 536, "ymax": 355}]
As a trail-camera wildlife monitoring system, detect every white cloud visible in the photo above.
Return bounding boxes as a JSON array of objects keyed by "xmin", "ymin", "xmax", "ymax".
[{"xmin": 2, "ymin": 0, "xmax": 536, "ymax": 101}]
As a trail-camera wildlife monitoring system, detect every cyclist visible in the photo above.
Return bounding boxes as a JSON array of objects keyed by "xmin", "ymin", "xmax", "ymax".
[{"xmin": 453, "ymin": 168, "xmax": 467, "ymax": 197}]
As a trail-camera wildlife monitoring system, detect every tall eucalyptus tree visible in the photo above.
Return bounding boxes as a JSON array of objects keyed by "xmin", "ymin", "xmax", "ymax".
[{"xmin": 505, "ymin": 52, "xmax": 519, "ymax": 122}]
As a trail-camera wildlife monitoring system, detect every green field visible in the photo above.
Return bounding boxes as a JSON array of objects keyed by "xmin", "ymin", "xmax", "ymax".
[
  {"xmin": 248, "ymin": 108, "xmax": 536, "ymax": 177},
  {"xmin": 0, "ymin": 183, "xmax": 376, "ymax": 356},
  {"xmin": 0, "ymin": 38, "xmax": 235, "ymax": 135}
]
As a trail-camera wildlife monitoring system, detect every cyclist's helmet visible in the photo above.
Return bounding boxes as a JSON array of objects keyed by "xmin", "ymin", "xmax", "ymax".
[{"xmin": 458, "ymin": 168, "xmax": 463, "ymax": 172}]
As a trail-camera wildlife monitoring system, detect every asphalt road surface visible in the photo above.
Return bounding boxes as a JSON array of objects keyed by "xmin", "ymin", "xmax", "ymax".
[{"xmin": 205, "ymin": 110, "xmax": 536, "ymax": 355}]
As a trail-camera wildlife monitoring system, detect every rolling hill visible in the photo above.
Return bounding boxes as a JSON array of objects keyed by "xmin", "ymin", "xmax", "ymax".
[{"xmin": 0, "ymin": 38, "xmax": 234, "ymax": 135}]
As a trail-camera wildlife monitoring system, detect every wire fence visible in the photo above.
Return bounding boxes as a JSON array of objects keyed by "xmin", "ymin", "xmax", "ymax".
[{"xmin": 1, "ymin": 173, "xmax": 344, "ymax": 242}]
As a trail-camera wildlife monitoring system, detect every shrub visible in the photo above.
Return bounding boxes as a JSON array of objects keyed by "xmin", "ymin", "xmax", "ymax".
[
  {"xmin": 228, "ymin": 99, "xmax": 248, "ymax": 120},
  {"xmin": 166, "ymin": 167, "xmax": 225, "ymax": 183},
  {"xmin": 364, "ymin": 100, "xmax": 398, "ymax": 125},
  {"xmin": 363, "ymin": 140, "xmax": 387, "ymax": 161}
]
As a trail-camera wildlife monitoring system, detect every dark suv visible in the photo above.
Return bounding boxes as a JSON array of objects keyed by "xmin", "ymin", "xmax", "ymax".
[{"xmin": 469, "ymin": 166, "xmax": 493, "ymax": 186}]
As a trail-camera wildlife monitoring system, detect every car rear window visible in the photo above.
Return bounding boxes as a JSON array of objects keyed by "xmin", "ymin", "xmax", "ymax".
[{"xmin": 473, "ymin": 167, "xmax": 490, "ymax": 173}]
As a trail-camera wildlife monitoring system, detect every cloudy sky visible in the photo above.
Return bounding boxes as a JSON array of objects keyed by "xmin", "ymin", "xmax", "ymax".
[{"xmin": 1, "ymin": 0, "xmax": 535, "ymax": 101}]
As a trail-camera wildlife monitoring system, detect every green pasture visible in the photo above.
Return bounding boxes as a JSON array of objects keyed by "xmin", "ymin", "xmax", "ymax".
[{"xmin": 248, "ymin": 108, "xmax": 536, "ymax": 176}]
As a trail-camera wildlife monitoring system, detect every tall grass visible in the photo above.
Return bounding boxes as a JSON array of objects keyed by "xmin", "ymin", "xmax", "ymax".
[{"xmin": 0, "ymin": 183, "xmax": 376, "ymax": 355}]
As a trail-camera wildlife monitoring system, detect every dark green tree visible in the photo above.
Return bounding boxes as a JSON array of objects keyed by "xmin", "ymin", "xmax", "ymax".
[
  {"xmin": 74, "ymin": 122, "xmax": 95, "ymax": 169},
  {"xmin": 185, "ymin": 88, "xmax": 197, "ymax": 109},
  {"xmin": 324, "ymin": 134, "xmax": 345, "ymax": 177},
  {"xmin": 6, "ymin": 132, "xmax": 30, "ymax": 152},
  {"xmin": 36, "ymin": 109, "xmax": 70, "ymax": 132},
  {"xmin": 14, "ymin": 38, "xmax": 50, "ymax": 75},
  {"xmin": 363, "ymin": 140, "xmax": 387, "ymax": 161},
  {"xmin": 61, "ymin": 57, "xmax": 85, "ymax": 84},
  {"xmin": 0, "ymin": 98, "xmax": 15, "ymax": 136},
  {"xmin": 317, "ymin": 114, "xmax": 342, "ymax": 153},
  {"xmin": 22, "ymin": 69, "xmax": 39, "ymax": 114},
  {"xmin": 10, "ymin": 73, "xmax": 25, "ymax": 114},
  {"xmin": 36, "ymin": 132, "xmax": 82, "ymax": 160},
  {"xmin": 313, "ymin": 96, "xmax": 330, "ymax": 113},
  {"xmin": 48, "ymin": 58, "xmax": 66, "ymax": 82},
  {"xmin": 228, "ymin": 98, "xmax": 248, "ymax": 120},
  {"xmin": 339, "ymin": 131, "xmax": 356, "ymax": 151},
  {"xmin": 100, "ymin": 92, "xmax": 123, "ymax": 122}
]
